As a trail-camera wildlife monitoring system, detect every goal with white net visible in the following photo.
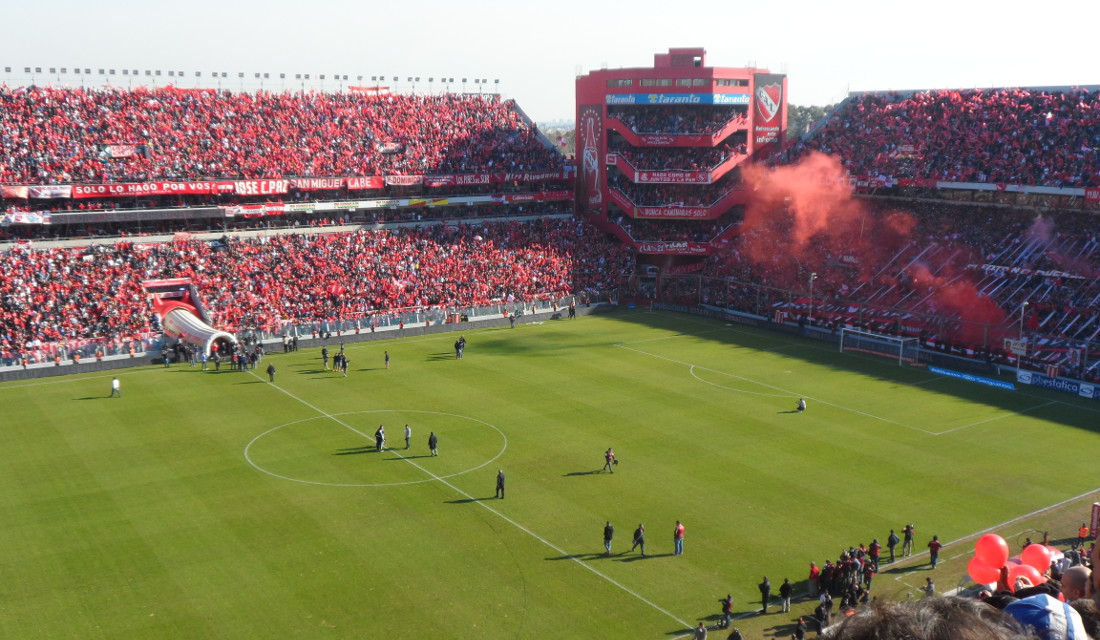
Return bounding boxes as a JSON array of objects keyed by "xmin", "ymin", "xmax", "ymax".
[{"xmin": 839, "ymin": 328, "xmax": 921, "ymax": 366}]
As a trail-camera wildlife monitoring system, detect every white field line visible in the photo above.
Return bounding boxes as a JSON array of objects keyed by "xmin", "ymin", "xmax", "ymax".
[
  {"xmin": 246, "ymin": 369, "xmax": 693, "ymax": 632},
  {"xmin": 888, "ymin": 485, "xmax": 1100, "ymax": 583},
  {"xmin": 936, "ymin": 401, "xmax": 1058, "ymax": 435},
  {"xmin": 617, "ymin": 343, "xmax": 938, "ymax": 435},
  {"xmin": 622, "ymin": 344, "xmax": 1074, "ymax": 438}
]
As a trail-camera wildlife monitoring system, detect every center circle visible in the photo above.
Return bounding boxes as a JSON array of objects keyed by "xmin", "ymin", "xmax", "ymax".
[{"xmin": 244, "ymin": 409, "xmax": 508, "ymax": 487}]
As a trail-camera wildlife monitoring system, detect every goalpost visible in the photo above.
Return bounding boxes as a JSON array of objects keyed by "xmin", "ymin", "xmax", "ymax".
[{"xmin": 839, "ymin": 328, "xmax": 921, "ymax": 366}]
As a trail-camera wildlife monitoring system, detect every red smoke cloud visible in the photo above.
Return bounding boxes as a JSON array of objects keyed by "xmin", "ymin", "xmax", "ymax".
[{"xmin": 734, "ymin": 151, "xmax": 1009, "ymax": 340}]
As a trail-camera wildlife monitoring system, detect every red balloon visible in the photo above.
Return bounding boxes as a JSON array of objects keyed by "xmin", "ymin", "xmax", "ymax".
[
  {"xmin": 968, "ymin": 556, "xmax": 1001, "ymax": 584},
  {"xmin": 1021, "ymin": 543, "xmax": 1052, "ymax": 572},
  {"xmin": 1009, "ymin": 563, "xmax": 1045, "ymax": 587},
  {"xmin": 974, "ymin": 534, "xmax": 1009, "ymax": 568}
]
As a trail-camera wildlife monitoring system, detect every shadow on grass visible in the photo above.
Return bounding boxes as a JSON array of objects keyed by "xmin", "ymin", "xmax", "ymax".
[
  {"xmin": 778, "ymin": 409, "xmax": 802, "ymax": 414},
  {"xmin": 77, "ymin": 396, "xmax": 111, "ymax": 400},
  {"xmin": 425, "ymin": 352, "xmax": 458, "ymax": 361},
  {"xmin": 334, "ymin": 447, "xmax": 375, "ymax": 456},
  {"xmin": 445, "ymin": 497, "xmax": 495, "ymax": 504},
  {"xmin": 548, "ymin": 552, "xmax": 620, "ymax": 561},
  {"xmin": 616, "ymin": 552, "xmax": 672, "ymax": 562},
  {"xmin": 563, "ymin": 470, "xmax": 605, "ymax": 477},
  {"xmin": 381, "ymin": 454, "xmax": 432, "ymax": 460}
]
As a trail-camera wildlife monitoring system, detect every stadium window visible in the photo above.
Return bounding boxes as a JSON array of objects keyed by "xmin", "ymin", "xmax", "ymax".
[
  {"xmin": 692, "ymin": 78, "xmax": 707, "ymax": 87},
  {"xmin": 657, "ymin": 78, "xmax": 673, "ymax": 87},
  {"xmin": 675, "ymin": 78, "xmax": 692, "ymax": 87},
  {"xmin": 640, "ymin": 78, "xmax": 656, "ymax": 87},
  {"xmin": 606, "ymin": 78, "xmax": 632, "ymax": 88}
]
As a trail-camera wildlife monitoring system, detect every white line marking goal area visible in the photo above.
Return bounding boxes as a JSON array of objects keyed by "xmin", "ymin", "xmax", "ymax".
[{"xmin": 615, "ymin": 343, "xmax": 1068, "ymax": 437}]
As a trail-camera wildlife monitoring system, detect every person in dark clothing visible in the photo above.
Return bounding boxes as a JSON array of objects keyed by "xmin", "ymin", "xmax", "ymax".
[
  {"xmin": 495, "ymin": 469, "xmax": 505, "ymax": 498},
  {"xmin": 428, "ymin": 431, "xmax": 438, "ymax": 456},
  {"xmin": 631, "ymin": 524, "xmax": 646, "ymax": 556},
  {"xmin": 887, "ymin": 529, "xmax": 900, "ymax": 563},
  {"xmin": 603, "ymin": 521, "xmax": 614, "ymax": 555},
  {"xmin": 759, "ymin": 577, "xmax": 771, "ymax": 614},
  {"xmin": 780, "ymin": 578, "xmax": 793, "ymax": 612},
  {"xmin": 266, "ymin": 363, "xmax": 276, "ymax": 382}
]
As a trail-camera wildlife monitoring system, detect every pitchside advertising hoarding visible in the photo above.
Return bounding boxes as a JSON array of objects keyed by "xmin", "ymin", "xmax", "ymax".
[{"xmin": 1016, "ymin": 370, "xmax": 1099, "ymax": 401}]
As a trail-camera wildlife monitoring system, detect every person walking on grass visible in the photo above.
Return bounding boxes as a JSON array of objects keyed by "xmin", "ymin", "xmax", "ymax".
[
  {"xmin": 495, "ymin": 469, "xmax": 505, "ymax": 499},
  {"xmin": 603, "ymin": 447, "xmax": 615, "ymax": 473},
  {"xmin": 404, "ymin": 424, "xmax": 411, "ymax": 450},
  {"xmin": 385, "ymin": 350, "xmax": 390, "ymax": 369},
  {"xmin": 631, "ymin": 524, "xmax": 646, "ymax": 556},
  {"xmin": 603, "ymin": 521, "xmax": 614, "ymax": 555},
  {"xmin": 428, "ymin": 431, "xmax": 438, "ymax": 456},
  {"xmin": 674, "ymin": 520, "xmax": 685, "ymax": 555},
  {"xmin": 109, "ymin": 377, "xmax": 122, "ymax": 397}
]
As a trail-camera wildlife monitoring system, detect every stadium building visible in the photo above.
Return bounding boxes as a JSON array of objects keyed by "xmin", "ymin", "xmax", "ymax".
[{"xmin": 575, "ymin": 47, "xmax": 787, "ymax": 279}]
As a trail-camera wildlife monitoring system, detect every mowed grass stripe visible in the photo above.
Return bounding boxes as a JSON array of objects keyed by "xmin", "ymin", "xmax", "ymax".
[{"xmin": 2, "ymin": 310, "xmax": 1099, "ymax": 638}]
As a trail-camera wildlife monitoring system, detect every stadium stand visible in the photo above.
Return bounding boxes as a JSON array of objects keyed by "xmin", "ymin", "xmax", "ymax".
[
  {"xmin": 792, "ymin": 87, "xmax": 1100, "ymax": 187},
  {"xmin": 0, "ymin": 87, "xmax": 563, "ymax": 185},
  {"xmin": 0, "ymin": 219, "xmax": 633, "ymax": 367}
]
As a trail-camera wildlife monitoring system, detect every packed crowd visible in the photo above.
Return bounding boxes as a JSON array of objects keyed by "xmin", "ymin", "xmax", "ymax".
[
  {"xmin": 609, "ymin": 134, "xmax": 747, "ymax": 171},
  {"xmin": 693, "ymin": 201, "xmax": 1100, "ymax": 376},
  {"xmin": 616, "ymin": 210, "xmax": 741, "ymax": 243},
  {"xmin": 608, "ymin": 105, "xmax": 747, "ymax": 135},
  {"xmin": 0, "ymin": 218, "xmax": 634, "ymax": 365},
  {"xmin": 0, "ymin": 87, "xmax": 564, "ymax": 184},
  {"xmin": 796, "ymin": 88, "xmax": 1100, "ymax": 187},
  {"xmin": 609, "ymin": 173, "xmax": 744, "ymax": 207}
]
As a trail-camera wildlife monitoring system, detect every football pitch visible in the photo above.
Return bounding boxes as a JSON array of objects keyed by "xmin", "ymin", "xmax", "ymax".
[{"xmin": 1, "ymin": 309, "xmax": 1098, "ymax": 639}]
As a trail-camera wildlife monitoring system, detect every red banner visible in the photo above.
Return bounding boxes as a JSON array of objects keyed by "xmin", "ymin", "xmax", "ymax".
[
  {"xmin": 634, "ymin": 206, "xmax": 710, "ymax": 219},
  {"xmin": 1, "ymin": 186, "xmax": 29, "ymax": 199},
  {"xmin": 1087, "ymin": 188, "xmax": 1100, "ymax": 203},
  {"xmin": 232, "ymin": 180, "xmax": 290, "ymax": 196},
  {"xmin": 73, "ymin": 181, "xmax": 231, "ymax": 199},
  {"xmin": 636, "ymin": 241, "xmax": 710, "ymax": 255},
  {"xmin": 634, "ymin": 170, "xmax": 711, "ymax": 184},
  {"xmin": 289, "ymin": 178, "xmax": 345, "ymax": 191},
  {"xmin": 424, "ymin": 173, "xmax": 494, "ymax": 187},
  {"xmin": 637, "ymin": 134, "xmax": 708, "ymax": 146},
  {"xmin": 346, "ymin": 176, "xmax": 385, "ymax": 190}
]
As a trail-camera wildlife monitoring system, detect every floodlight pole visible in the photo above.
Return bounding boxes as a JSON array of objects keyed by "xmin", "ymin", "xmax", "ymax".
[
  {"xmin": 1017, "ymin": 301, "xmax": 1029, "ymax": 376},
  {"xmin": 808, "ymin": 272, "xmax": 817, "ymax": 324}
]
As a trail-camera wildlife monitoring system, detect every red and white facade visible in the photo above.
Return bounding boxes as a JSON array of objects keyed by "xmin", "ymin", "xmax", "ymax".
[{"xmin": 576, "ymin": 48, "xmax": 787, "ymax": 264}]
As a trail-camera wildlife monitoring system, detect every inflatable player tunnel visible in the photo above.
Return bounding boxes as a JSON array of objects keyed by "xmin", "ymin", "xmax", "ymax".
[{"xmin": 143, "ymin": 278, "xmax": 237, "ymax": 357}]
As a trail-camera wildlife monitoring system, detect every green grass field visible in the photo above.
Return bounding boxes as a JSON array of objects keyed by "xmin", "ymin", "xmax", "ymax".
[{"xmin": 2, "ymin": 309, "xmax": 1098, "ymax": 639}]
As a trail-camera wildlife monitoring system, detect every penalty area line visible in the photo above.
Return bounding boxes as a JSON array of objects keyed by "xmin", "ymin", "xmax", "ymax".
[{"xmin": 246, "ymin": 369, "xmax": 693, "ymax": 632}]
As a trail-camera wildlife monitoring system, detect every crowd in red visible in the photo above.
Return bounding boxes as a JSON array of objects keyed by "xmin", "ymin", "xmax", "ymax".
[
  {"xmin": 616, "ymin": 210, "xmax": 741, "ymax": 243},
  {"xmin": 609, "ymin": 173, "xmax": 742, "ymax": 207},
  {"xmin": 0, "ymin": 219, "xmax": 633, "ymax": 365},
  {"xmin": 609, "ymin": 135, "xmax": 747, "ymax": 171},
  {"xmin": 694, "ymin": 202, "xmax": 1100, "ymax": 377},
  {"xmin": 608, "ymin": 105, "xmax": 746, "ymax": 135},
  {"xmin": 795, "ymin": 88, "xmax": 1100, "ymax": 187},
  {"xmin": 0, "ymin": 87, "xmax": 563, "ymax": 184}
]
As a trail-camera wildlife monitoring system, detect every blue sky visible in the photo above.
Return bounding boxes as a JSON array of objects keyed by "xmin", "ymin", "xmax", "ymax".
[{"xmin": 3, "ymin": 0, "xmax": 1097, "ymax": 123}]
